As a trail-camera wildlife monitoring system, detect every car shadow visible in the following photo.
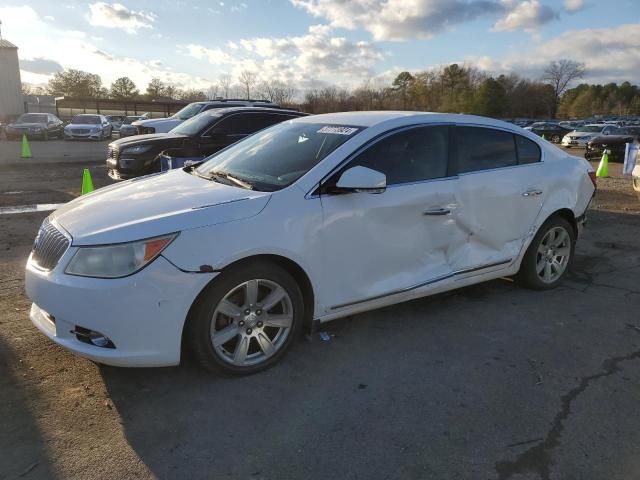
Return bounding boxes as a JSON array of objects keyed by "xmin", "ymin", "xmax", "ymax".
[
  {"xmin": 99, "ymin": 209, "xmax": 640, "ymax": 479},
  {"xmin": 0, "ymin": 337, "xmax": 56, "ymax": 480}
]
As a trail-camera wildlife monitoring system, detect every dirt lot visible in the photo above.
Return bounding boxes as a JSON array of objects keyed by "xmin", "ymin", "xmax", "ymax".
[{"xmin": 1, "ymin": 139, "xmax": 639, "ymax": 480}]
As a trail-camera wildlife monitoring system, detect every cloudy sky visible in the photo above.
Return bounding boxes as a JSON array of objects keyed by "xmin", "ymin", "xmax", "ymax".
[{"xmin": 1, "ymin": 0, "xmax": 638, "ymax": 92}]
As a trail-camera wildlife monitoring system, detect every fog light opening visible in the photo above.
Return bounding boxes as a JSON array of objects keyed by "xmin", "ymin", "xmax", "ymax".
[{"xmin": 71, "ymin": 326, "xmax": 116, "ymax": 349}]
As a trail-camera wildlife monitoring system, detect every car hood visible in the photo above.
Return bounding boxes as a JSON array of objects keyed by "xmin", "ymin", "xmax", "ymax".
[
  {"xmin": 132, "ymin": 117, "xmax": 183, "ymax": 132},
  {"xmin": 9, "ymin": 122, "xmax": 46, "ymax": 128},
  {"xmin": 51, "ymin": 168, "xmax": 271, "ymax": 245},
  {"xmin": 588, "ymin": 134, "xmax": 636, "ymax": 145},
  {"xmin": 569, "ymin": 131, "xmax": 599, "ymax": 138},
  {"xmin": 109, "ymin": 133, "xmax": 187, "ymax": 148},
  {"xmin": 66, "ymin": 123, "xmax": 102, "ymax": 129}
]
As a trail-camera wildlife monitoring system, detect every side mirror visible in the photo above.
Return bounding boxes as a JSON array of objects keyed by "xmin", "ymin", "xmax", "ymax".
[{"xmin": 334, "ymin": 166, "xmax": 386, "ymax": 194}]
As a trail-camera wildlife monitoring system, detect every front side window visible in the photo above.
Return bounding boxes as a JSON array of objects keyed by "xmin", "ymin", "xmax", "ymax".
[
  {"xmin": 348, "ymin": 126, "xmax": 449, "ymax": 185},
  {"xmin": 455, "ymin": 126, "xmax": 517, "ymax": 174},
  {"xmin": 195, "ymin": 122, "xmax": 363, "ymax": 191}
]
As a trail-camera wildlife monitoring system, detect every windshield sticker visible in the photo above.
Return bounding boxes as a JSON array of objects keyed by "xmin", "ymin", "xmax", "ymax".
[
  {"xmin": 298, "ymin": 134, "xmax": 309, "ymax": 143},
  {"xmin": 317, "ymin": 126, "xmax": 359, "ymax": 136}
]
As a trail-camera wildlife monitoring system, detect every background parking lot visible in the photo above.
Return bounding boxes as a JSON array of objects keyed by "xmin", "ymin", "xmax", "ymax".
[{"xmin": 1, "ymin": 139, "xmax": 640, "ymax": 479}]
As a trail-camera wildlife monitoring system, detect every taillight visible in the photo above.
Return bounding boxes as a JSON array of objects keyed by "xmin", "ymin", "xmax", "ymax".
[{"xmin": 588, "ymin": 171, "xmax": 597, "ymax": 189}]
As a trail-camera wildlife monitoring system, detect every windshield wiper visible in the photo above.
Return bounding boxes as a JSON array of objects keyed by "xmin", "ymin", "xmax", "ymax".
[{"xmin": 209, "ymin": 171, "xmax": 254, "ymax": 190}]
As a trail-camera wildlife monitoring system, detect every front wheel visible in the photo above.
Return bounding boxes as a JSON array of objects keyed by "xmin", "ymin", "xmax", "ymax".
[
  {"xmin": 186, "ymin": 261, "xmax": 304, "ymax": 375},
  {"xmin": 517, "ymin": 216, "xmax": 575, "ymax": 290}
]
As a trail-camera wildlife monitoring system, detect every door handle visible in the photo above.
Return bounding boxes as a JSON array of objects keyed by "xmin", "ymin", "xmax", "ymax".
[
  {"xmin": 522, "ymin": 189, "xmax": 543, "ymax": 197},
  {"xmin": 423, "ymin": 208, "xmax": 451, "ymax": 216}
]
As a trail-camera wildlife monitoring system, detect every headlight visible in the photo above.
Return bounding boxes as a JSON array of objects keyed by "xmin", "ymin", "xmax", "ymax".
[
  {"xmin": 65, "ymin": 234, "xmax": 177, "ymax": 278},
  {"xmin": 122, "ymin": 145, "xmax": 152, "ymax": 155}
]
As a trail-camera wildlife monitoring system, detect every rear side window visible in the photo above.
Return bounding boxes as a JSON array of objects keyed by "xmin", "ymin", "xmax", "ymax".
[
  {"xmin": 515, "ymin": 135, "xmax": 541, "ymax": 164},
  {"xmin": 455, "ymin": 126, "xmax": 517, "ymax": 174},
  {"xmin": 349, "ymin": 126, "xmax": 449, "ymax": 185}
]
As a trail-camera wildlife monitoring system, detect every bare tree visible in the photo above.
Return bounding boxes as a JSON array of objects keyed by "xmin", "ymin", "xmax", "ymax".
[
  {"xmin": 218, "ymin": 74, "xmax": 232, "ymax": 98},
  {"xmin": 543, "ymin": 59, "xmax": 586, "ymax": 118},
  {"xmin": 257, "ymin": 79, "xmax": 297, "ymax": 105},
  {"xmin": 206, "ymin": 85, "xmax": 220, "ymax": 100},
  {"xmin": 238, "ymin": 70, "xmax": 258, "ymax": 100}
]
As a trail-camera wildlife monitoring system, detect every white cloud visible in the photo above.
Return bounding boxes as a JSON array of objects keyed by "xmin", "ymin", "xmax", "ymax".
[
  {"xmin": 0, "ymin": 5, "xmax": 211, "ymax": 90},
  {"xmin": 469, "ymin": 23, "xmax": 640, "ymax": 84},
  {"xmin": 492, "ymin": 0, "xmax": 556, "ymax": 32},
  {"xmin": 87, "ymin": 2, "xmax": 155, "ymax": 34},
  {"xmin": 186, "ymin": 26, "xmax": 383, "ymax": 87},
  {"xmin": 290, "ymin": 0, "xmax": 559, "ymax": 41},
  {"xmin": 564, "ymin": 0, "xmax": 584, "ymax": 12}
]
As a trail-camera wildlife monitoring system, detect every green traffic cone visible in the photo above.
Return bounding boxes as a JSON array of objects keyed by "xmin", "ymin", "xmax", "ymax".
[
  {"xmin": 21, "ymin": 134, "xmax": 32, "ymax": 158},
  {"xmin": 81, "ymin": 168, "xmax": 94, "ymax": 195},
  {"xmin": 596, "ymin": 150, "xmax": 609, "ymax": 178},
  {"xmin": 541, "ymin": 134, "xmax": 546, "ymax": 141}
]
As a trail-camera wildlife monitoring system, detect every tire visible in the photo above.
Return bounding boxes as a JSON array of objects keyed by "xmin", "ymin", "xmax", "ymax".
[
  {"xmin": 517, "ymin": 215, "xmax": 576, "ymax": 290},
  {"xmin": 551, "ymin": 134, "xmax": 561, "ymax": 143},
  {"xmin": 185, "ymin": 261, "xmax": 304, "ymax": 375}
]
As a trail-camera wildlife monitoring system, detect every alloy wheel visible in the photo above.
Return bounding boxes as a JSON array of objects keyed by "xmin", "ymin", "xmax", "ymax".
[
  {"xmin": 210, "ymin": 279, "xmax": 293, "ymax": 366},
  {"xmin": 536, "ymin": 226, "xmax": 571, "ymax": 283}
]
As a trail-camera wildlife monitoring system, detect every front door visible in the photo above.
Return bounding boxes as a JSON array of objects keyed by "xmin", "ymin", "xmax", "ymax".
[{"xmin": 318, "ymin": 125, "xmax": 469, "ymax": 311}]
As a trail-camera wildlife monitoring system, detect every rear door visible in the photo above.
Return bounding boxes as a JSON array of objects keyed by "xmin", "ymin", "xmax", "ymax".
[{"xmin": 449, "ymin": 126, "xmax": 545, "ymax": 273}]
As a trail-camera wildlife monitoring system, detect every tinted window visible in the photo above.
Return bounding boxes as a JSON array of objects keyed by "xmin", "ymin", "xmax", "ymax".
[
  {"xmin": 348, "ymin": 126, "xmax": 449, "ymax": 185},
  {"xmin": 515, "ymin": 135, "xmax": 541, "ymax": 164},
  {"xmin": 208, "ymin": 114, "xmax": 246, "ymax": 135},
  {"xmin": 248, "ymin": 113, "xmax": 296, "ymax": 131},
  {"xmin": 455, "ymin": 127, "xmax": 517, "ymax": 174}
]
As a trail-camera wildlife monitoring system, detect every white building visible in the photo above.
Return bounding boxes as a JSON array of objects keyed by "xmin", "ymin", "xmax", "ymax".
[{"xmin": 0, "ymin": 39, "xmax": 23, "ymax": 121}]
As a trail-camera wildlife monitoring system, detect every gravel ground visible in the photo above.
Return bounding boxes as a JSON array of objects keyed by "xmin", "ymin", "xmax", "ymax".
[{"xmin": 1, "ymin": 140, "xmax": 639, "ymax": 480}]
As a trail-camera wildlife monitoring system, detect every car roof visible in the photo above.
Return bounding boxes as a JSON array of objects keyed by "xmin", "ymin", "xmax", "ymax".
[
  {"xmin": 293, "ymin": 111, "xmax": 532, "ymax": 130},
  {"xmin": 200, "ymin": 107, "xmax": 305, "ymax": 116}
]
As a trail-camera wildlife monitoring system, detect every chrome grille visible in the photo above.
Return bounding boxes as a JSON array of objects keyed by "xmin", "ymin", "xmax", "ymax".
[
  {"xmin": 71, "ymin": 128, "xmax": 90, "ymax": 134},
  {"xmin": 31, "ymin": 219, "xmax": 70, "ymax": 271},
  {"xmin": 108, "ymin": 146, "xmax": 120, "ymax": 160}
]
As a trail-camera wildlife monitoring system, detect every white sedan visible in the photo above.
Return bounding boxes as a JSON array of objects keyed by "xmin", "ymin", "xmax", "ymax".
[
  {"xmin": 561, "ymin": 124, "xmax": 622, "ymax": 148},
  {"xmin": 25, "ymin": 112, "xmax": 596, "ymax": 375}
]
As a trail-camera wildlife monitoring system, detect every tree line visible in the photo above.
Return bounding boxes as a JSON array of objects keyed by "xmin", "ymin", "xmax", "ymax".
[{"xmin": 20, "ymin": 59, "xmax": 640, "ymax": 119}]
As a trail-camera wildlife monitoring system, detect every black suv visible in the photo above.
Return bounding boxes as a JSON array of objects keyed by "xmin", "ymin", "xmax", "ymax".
[
  {"xmin": 5, "ymin": 113, "xmax": 64, "ymax": 140},
  {"xmin": 107, "ymin": 107, "xmax": 306, "ymax": 180}
]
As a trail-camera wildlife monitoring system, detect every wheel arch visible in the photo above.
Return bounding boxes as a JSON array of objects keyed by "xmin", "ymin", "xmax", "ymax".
[
  {"xmin": 541, "ymin": 207, "xmax": 578, "ymax": 237},
  {"xmin": 181, "ymin": 254, "xmax": 316, "ymax": 355}
]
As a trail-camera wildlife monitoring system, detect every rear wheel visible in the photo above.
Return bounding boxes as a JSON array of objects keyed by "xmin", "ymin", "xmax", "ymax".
[
  {"xmin": 517, "ymin": 216, "xmax": 575, "ymax": 290},
  {"xmin": 186, "ymin": 261, "xmax": 304, "ymax": 375}
]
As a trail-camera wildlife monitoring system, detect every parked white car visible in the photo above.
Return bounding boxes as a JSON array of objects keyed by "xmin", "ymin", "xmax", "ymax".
[
  {"xmin": 25, "ymin": 112, "xmax": 596, "ymax": 374},
  {"xmin": 63, "ymin": 114, "xmax": 113, "ymax": 141},
  {"xmin": 561, "ymin": 124, "xmax": 621, "ymax": 148}
]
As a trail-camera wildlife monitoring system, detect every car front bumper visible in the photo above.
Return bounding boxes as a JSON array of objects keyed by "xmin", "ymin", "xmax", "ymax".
[
  {"xmin": 25, "ymin": 253, "xmax": 215, "ymax": 367},
  {"xmin": 561, "ymin": 137, "xmax": 590, "ymax": 147},
  {"xmin": 64, "ymin": 131, "xmax": 103, "ymax": 140}
]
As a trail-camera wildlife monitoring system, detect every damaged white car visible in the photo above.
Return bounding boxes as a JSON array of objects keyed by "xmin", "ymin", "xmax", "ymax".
[{"xmin": 25, "ymin": 112, "xmax": 596, "ymax": 375}]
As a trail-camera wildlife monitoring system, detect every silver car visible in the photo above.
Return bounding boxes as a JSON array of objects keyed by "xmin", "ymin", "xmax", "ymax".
[
  {"xmin": 118, "ymin": 116, "xmax": 146, "ymax": 137},
  {"xmin": 63, "ymin": 114, "xmax": 113, "ymax": 141}
]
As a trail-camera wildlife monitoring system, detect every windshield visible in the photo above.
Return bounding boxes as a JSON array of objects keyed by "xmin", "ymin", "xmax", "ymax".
[
  {"xmin": 17, "ymin": 114, "xmax": 47, "ymax": 124},
  {"xmin": 172, "ymin": 103, "xmax": 205, "ymax": 120},
  {"xmin": 123, "ymin": 117, "xmax": 140, "ymax": 125},
  {"xmin": 578, "ymin": 125, "xmax": 604, "ymax": 133},
  {"xmin": 530, "ymin": 122, "xmax": 548, "ymax": 128},
  {"xmin": 71, "ymin": 115, "xmax": 100, "ymax": 125},
  {"xmin": 171, "ymin": 111, "xmax": 220, "ymax": 136},
  {"xmin": 195, "ymin": 122, "xmax": 364, "ymax": 191}
]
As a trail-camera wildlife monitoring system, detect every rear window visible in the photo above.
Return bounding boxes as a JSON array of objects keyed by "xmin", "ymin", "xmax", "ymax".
[
  {"xmin": 455, "ymin": 127, "xmax": 517, "ymax": 174},
  {"xmin": 515, "ymin": 135, "xmax": 541, "ymax": 164}
]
